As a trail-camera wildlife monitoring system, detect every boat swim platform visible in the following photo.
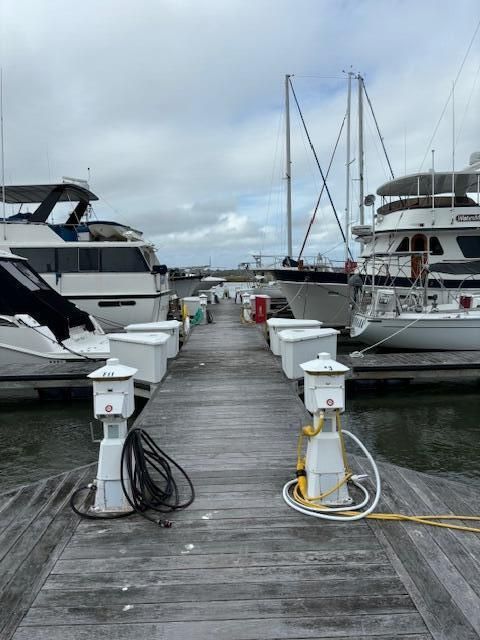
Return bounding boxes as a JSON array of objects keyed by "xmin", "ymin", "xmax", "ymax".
[{"xmin": 1, "ymin": 300, "xmax": 480, "ymax": 639}]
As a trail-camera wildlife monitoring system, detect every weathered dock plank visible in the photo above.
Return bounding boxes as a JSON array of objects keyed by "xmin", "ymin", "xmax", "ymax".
[
  {"xmin": 339, "ymin": 350, "xmax": 480, "ymax": 380},
  {"xmin": 3, "ymin": 300, "xmax": 480, "ymax": 639},
  {"xmin": 0, "ymin": 467, "xmax": 92, "ymax": 640}
]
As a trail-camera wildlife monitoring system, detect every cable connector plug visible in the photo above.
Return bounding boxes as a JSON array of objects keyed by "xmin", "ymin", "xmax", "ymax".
[
  {"xmin": 159, "ymin": 519, "xmax": 173, "ymax": 528},
  {"xmin": 351, "ymin": 474, "xmax": 369, "ymax": 483}
]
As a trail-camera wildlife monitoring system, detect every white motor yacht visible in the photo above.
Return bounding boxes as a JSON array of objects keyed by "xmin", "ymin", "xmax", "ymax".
[
  {"xmin": 0, "ymin": 182, "xmax": 171, "ymax": 330},
  {"xmin": 351, "ymin": 153, "xmax": 480, "ymax": 350},
  {"xmin": 0, "ymin": 250, "xmax": 109, "ymax": 364}
]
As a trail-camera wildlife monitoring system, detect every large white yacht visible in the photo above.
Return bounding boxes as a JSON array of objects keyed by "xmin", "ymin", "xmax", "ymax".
[
  {"xmin": 275, "ymin": 153, "xmax": 480, "ymax": 333},
  {"xmin": 350, "ymin": 153, "xmax": 480, "ymax": 349},
  {"xmin": 0, "ymin": 182, "xmax": 171, "ymax": 330}
]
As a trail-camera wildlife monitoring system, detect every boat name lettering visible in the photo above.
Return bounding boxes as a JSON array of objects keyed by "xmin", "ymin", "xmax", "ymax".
[{"xmin": 456, "ymin": 214, "xmax": 480, "ymax": 222}]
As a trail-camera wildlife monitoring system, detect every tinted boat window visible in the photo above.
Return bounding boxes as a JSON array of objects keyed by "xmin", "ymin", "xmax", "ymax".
[
  {"xmin": 79, "ymin": 248, "xmax": 100, "ymax": 271},
  {"xmin": 395, "ymin": 237, "xmax": 409, "ymax": 252},
  {"xmin": 14, "ymin": 247, "xmax": 56, "ymax": 272},
  {"xmin": 57, "ymin": 248, "xmax": 79, "ymax": 272},
  {"xmin": 100, "ymin": 248, "xmax": 149, "ymax": 272},
  {"xmin": 457, "ymin": 236, "xmax": 480, "ymax": 258},
  {"xmin": 429, "ymin": 237, "xmax": 444, "ymax": 255}
]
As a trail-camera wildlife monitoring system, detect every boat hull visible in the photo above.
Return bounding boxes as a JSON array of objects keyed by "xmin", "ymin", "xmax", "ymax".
[
  {"xmin": 170, "ymin": 275, "xmax": 203, "ymax": 300},
  {"xmin": 277, "ymin": 280, "xmax": 351, "ymax": 328},
  {"xmin": 351, "ymin": 312, "xmax": 480, "ymax": 350}
]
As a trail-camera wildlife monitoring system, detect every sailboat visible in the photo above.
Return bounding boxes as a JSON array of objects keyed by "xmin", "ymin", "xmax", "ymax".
[{"xmin": 272, "ymin": 73, "xmax": 364, "ymax": 328}]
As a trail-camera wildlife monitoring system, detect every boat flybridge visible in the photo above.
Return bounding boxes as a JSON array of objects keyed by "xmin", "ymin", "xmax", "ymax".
[
  {"xmin": 350, "ymin": 152, "xmax": 480, "ymax": 350},
  {"xmin": 0, "ymin": 182, "xmax": 171, "ymax": 329},
  {"xmin": 0, "ymin": 250, "xmax": 109, "ymax": 364}
]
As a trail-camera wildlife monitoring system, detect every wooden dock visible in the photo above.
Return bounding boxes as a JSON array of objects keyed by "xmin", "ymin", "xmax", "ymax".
[
  {"xmin": 0, "ymin": 361, "xmax": 155, "ymax": 398},
  {"xmin": 339, "ymin": 350, "xmax": 480, "ymax": 381},
  {"xmin": 1, "ymin": 300, "xmax": 480, "ymax": 639}
]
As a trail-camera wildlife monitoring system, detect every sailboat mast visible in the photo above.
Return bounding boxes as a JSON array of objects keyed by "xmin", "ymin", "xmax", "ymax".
[
  {"xmin": 0, "ymin": 68, "xmax": 6, "ymax": 241},
  {"xmin": 344, "ymin": 71, "xmax": 353, "ymax": 264},
  {"xmin": 358, "ymin": 74, "xmax": 364, "ymax": 225},
  {"xmin": 285, "ymin": 74, "xmax": 292, "ymax": 258}
]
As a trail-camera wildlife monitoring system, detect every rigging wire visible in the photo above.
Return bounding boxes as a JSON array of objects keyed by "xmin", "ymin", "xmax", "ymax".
[
  {"xmin": 418, "ymin": 15, "xmax": 480, "ymax": 172},
  {"xmin": 455, "ymin": 58, "xmax": 480, "ymax": 147},
  {"xmin": 260, "ymin": 108, "xmax": 283, "ymax": 256},
  {"xmin": 298, "ymin": 113, "xmax": 346, "ymax": 260},
  {"xmin": 362, "ymin": 80, "xmax": 395, "ymax": 180},
  {"xmin": 288, "ymin": 77, "xmax": 352, "ymax": 261}
]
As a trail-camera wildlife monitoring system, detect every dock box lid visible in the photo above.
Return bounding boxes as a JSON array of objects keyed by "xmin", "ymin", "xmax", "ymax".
[
  {"xmin": 266, "ymin": 318, "xmax": 322, "ymax": 328},
  {"xmin": 107, "ymin": 332, "xmax": 170, "ymax": 345},
  {"xmin": 278, "ymin": 328, "xmax": 339, "ymax": 342},
  {"xmin": 125, "ymin": 320, "xmax": 181, "ymax": 331}
]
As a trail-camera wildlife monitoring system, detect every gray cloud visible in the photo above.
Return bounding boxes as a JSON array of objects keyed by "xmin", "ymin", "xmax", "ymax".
[{"xmin": 0, "ymin": 0, "xmax": 479, "ymax": 268}]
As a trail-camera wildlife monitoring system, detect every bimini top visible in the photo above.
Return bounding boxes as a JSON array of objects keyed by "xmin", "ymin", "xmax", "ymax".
[
  {"xmin": 0, "ymin": 183, "xmax": 98, "ymax": 204},
  {"xmin": 0, "ymin": 183, "xmax": 99, "ymax": 224},
  {"xmin": 377, "ymin": 171, "xmax": 480, "ymax": 198}
]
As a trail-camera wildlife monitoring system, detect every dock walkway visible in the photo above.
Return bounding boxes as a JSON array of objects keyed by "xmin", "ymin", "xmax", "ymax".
[{"xmin": 1, "ymin": 300, "xmax": 480, "ymax": 639}]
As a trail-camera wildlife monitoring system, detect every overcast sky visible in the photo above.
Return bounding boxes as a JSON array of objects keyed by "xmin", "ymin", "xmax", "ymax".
[{"xmin": 1, "ymin": 0, "xmax": 479, "ymax": 268}]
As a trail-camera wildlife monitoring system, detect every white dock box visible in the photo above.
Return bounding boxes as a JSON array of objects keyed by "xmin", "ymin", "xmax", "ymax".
[
  {"xmin": 197, "ymin": 289, "xmax": 215, "ymax": 304},
  {"xmin": 278, "ymin": 328, "xmax": 339, "ymax": 379},
  {"xmin": 266, "ymin": 318, "xmax": 322, "ymax": 356},
  {"xmin": 125, "ymin": 320, "xmax": 181, "ymax": 358},
  {"xmin": 182, "ymin": 296, "xmax": 201, "ymax": 316},
  {"xmin": 107, "ymin": 333, "xmax": 170, "ymax": 384}
]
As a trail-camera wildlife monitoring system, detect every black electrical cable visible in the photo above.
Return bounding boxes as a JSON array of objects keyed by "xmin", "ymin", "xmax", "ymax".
[{"xmin": 70, "ymin": 427, "xmax": 195, "ymax": 526}]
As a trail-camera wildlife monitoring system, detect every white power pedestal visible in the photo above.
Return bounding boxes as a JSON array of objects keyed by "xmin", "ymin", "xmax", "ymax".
[
  {"xmin": 87, "ymin": 358, "xmax": 138, "ymax": 513},
  {"xmin": 300, "ymin": 352, "xmax": 352, "ymax": 507}
]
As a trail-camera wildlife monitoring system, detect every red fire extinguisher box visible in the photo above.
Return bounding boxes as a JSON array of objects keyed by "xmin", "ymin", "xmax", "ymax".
[{"xmin": 254, "ymin": 295, "xmax": 270, "ymax": 324}]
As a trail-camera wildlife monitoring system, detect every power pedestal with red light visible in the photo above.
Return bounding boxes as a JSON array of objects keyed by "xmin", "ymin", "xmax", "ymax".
[
  {"xmin": 300, "ymin": 353, "xmax": 352, "ymax": 507},
  {"xmin": 87, "ymin": 358, "xmax": 137, "ymax": 512}
]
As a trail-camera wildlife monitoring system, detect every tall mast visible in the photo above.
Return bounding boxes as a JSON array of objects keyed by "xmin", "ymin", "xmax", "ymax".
[
  {"xmin": 344, "ymin": 71, "xmax": 353, "ymax": 264},
  {"xmin": 1, "ymin": 68, "xmax": 6, "ymax": 241},
  {"xmin": 357, "ymin": 74, "xmax": 365, "ymax": 225},
  {"xmin": 285, "ymin": 74, "xmax": 292, "ymax": 258}
]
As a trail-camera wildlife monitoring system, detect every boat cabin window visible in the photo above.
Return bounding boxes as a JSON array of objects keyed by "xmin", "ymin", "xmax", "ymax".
[
  {"xmin": 395, "ymin": 237, "xmax": 409, "ymax": 252},
  {"xmin": 58, "ymin": 248, "xmax": 79, "ymax": 272},
  {"xmin": 14, "ymin": 248, "xmax": 56, "ymax": 273},
  {"xmin": 429, "ymin": 237, "xmax": 443, "ymax": 255},
  {"xmin": 79, "ymin": 248, "xmax": 100, "ymax": 271},
  {"xmin": 101, "ymin": 247, "xmax": 148, "ymax": 272},
  {"xmin": 457, "ymin": 236, "xmax": 480, "ymax": 258},
  {"xmin": 14, "ymin": 247, "xmax": 150, "ymax": 273}
]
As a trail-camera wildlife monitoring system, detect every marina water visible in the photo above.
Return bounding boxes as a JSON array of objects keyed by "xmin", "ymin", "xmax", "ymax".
[{"xmin": 1, "ymin": 377, "xmax": 479, "ymax": 492}]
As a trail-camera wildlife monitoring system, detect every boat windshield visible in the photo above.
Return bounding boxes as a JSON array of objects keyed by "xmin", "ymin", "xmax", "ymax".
[{"xmin": 0, "ymin": 260, "xmax": 50, "ymax": 292}]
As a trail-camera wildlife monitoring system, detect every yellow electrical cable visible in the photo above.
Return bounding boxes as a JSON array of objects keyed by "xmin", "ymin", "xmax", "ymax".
[
  {"xmin": 302, "ymin": 413, "xmax": 325, "ymax": 437},
  {"xmin": 291, "ymin": 419, "xmax": 480, "ymax": 534},
  {"xmin": 293, "ymin": 472, "xmax": 352, "ymax": 503}
]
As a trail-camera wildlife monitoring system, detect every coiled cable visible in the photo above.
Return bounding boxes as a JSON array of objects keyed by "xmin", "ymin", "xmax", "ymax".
[{"xmin": 70, "ymin": 427, "xmax": 195, "ymax": 525}]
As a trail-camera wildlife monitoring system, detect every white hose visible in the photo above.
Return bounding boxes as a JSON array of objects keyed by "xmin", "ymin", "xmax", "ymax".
[{"xmin": 282, "ymin": 429, "xmax": 382, "ymax": 522}]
